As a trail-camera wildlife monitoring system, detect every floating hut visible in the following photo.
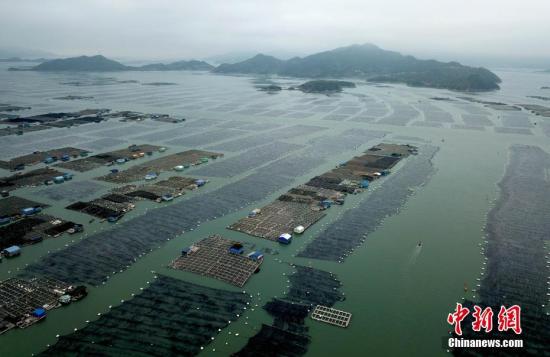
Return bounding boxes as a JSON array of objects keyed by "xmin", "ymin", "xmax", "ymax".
[
  {"xmin": 53, "ymin": 176, "xmax": 65, "ymax": 184},
  {"xmin": 144, "ymin": 172, "xmax": 158, "ymax": 181},
  {"xmin": 21, "ymin": 206, "xmax": 42, "ymax": 216},
  {"xmin": 2, "ymin": 245, "xmax": 21, "ymax": 257},
  {"xmin": 278, "ymin": 233, "xmax": 292, "ymax": 244},
  {"xmin": 294, "ymin": 225, "xmax": 305, "ymax": 234},
  {"xmin": 247, "ymin": 251, "xmax": 264, "ymax": 261},
  {"xmin": 32, "ymin": 308, "xmax": 46, "ymax": 319}
]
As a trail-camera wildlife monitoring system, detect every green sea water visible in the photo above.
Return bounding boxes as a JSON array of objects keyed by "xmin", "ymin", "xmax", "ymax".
[{"xmin": 1, "ymin": 64, "xmax": 549, "ymax": 356}]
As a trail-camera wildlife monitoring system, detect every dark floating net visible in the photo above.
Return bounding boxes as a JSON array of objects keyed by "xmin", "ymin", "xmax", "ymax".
[
  {"xmin": 453, "ymin": 145, "xmax": 550, "ymax": 356},
  {"xmin": 298, "ymin": 145, "xmax": 438, "ymax": 262},
  {"xmin": 21, "ymin": 166, "xmax": 298, "ymax": 285},
  {"xmin": 234, "ymin": 265, "xmax": 343, "ymax": 357},
  {"xmin": 192, "ymin": 141, "xmax": 304, "ymax": 178},
  {"xmin": 232, "ymin": 324, "xmax": 310, "ymax": 357},
  {"xmin": 41, "ymin": 275, "xmax": 250, "ymax": 357}
]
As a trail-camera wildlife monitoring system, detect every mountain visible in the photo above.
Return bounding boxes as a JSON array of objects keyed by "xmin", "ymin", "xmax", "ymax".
[
  {"xmin": 138, "ymin": 60, "xmax": 213, "ymax": 71},
  {"xmin": 17, "ymin": 55, "xmax": 213, "ymax": 72},
  {"xmin": 214, "ymin": 44, "xmax": 501, "ymax": 91},
  {"xmin": 32, "ymin": 55, "xmax": 128, "ymax": 71},
  {"xmin": 215, "ymin": 54, "xmax": 285, "ymax": 74}
]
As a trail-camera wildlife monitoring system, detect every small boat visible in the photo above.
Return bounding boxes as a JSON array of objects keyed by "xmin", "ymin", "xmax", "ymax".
[
  {"xmin": 417, "ymin": 241, "xmax": 422, "ymax": 247},
  {"xmin": 464, "ymin": 282, "xmax": 468, "ymax": 292}
]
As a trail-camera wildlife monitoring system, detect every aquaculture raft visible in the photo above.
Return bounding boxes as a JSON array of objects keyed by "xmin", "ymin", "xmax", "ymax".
[
  {"xmin": 229, "ymin": 200, "xmax": 326, "ymax": 241},
  {"xmin": 0, "ymin": 147, "xmax": 88, "ymax": 170},
  {"xmin": 170, "ymin": 235, "xmax": 262, "ymax": 287},
  {"xmin": 228, "ymin": 143, "xmax": 417, "ymax": 241},
  {"xmin": 96, "ymin": 149, "xmax": 223, "ymax": 183},
  {"xmin": 0, "ymin": 277, "xmax": 79, "ymax": 333},
  {"xmin": 56, "ymin": 144, "xmax": 161, "ymax": 172},
  {"xmin": 311, "ymin": 305, "xmax": 352, "ymax": 328}
]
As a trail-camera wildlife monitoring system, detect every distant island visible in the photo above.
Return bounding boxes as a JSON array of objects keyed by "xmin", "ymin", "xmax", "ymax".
[
  {"xmin": 296, "ymin": 80, "xmax": 356, "ymax": 93},
  {"xmin": 5, "ymin": 46, "xmax": 502, "ymax": 91},
  {"xmin": 9, "ymin": 55, "xmax": 213, "ymax": 72},
  {"xmin": 214, "ymin": 44, "xmax": 501, "ymax": 91},
  {"xmin": 257, "ymin": 84, "xmax": 282, "ymax": 92},
  {"xmin": 138, "ymin": 60, "xmax": 213, "ymax": 71}
]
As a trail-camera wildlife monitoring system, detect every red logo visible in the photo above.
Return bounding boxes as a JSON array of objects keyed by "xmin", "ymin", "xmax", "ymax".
[
  {"xmin": 497, "ymin": 305, "xmax": 522, "ymax": 334},
  {"xmin": 447, "ymin": 303, "xmax": 470, "ymax": 335},
  {"xmin": 447, "ymin": 303, "xmax": 522, "ymax": 335},
  {"xmin": 472, "ymin": 306, "xmax": 493, "ymax": 332}
]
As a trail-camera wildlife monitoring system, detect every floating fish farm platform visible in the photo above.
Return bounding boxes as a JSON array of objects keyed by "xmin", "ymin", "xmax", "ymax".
[
  {"xmin": 0, "ymin": 277, "xmax": 85, "ymax": 334},
  {"xmin": 0, "ymin": 147, "xmax": 88, "ymax": 170},
  {"xmin": 0, "ymin": 214, "xmax": 80, "ymax": 251},
  {"xmin": 67, "ymin": 176, "xmax": 204, "ymax": 220},
  {"xmin": 229, "ymin": 200, "xmax": 326, "ymax": 241},
  {"xmin": 55, "ymin": 144, "xmax": 162, "ymax": 172},
  {"xmin": 0, "ymin": 196, "xmax": 49, "ymax": 219},
  {"xmin": 96, "ymin": 149, "xmax": 223, "ymax": 183},
  {"xmin": 229, "ymin": 143, "xmax": 417, "ymax": 241},
  {"xmin": 0, "ymin": 168, "xmax": 68, "ymax": 191},
  {"xmin": 298, "ymin": 145, "xmax": 437, "ymax": 262},
  {"xmin": 170, "ymin": 235, "xmax": 262, "ymax": 287}
]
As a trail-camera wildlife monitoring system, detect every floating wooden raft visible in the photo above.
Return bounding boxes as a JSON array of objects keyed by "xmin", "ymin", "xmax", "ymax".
[{"xmin": 311, "ymin": 305, "xmax": 352, "ymax": 328}]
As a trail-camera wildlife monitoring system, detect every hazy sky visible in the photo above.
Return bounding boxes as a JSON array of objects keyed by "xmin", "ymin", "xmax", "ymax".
[{"xmin": 1, "ymin": 0, "xmax": 549, "ymax": 64}]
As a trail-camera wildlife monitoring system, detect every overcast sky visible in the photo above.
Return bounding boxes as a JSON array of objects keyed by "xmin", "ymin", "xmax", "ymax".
[{"xmin": 1, "ymin": 0, "xmax": 549, "ymax": 65}]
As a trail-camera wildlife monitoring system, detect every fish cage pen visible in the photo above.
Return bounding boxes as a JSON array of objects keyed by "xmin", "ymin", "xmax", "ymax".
[
  {"xmin": 55, "ymin": 144, "xmax": 162, "ymax": 172},
  {"xmin": 0, "ymin": 196, "xmax": 49, "ymax": 218},
  {"xmin": 229, "ymin": 143, "xmax": 416, "ymax": 242},
  {"xmin": 170, "ymin": 235, "xmax": 263, "ymax": 287},
  {"xmin": 0, "ymin": 277, "xmax": 73, "ymax": 333},
  {"xmin": 228, "ymin": 201, "xmax": 326, "ymax": 241},
  {"xmin": 0, "ymin": 168, "xmax": 67, "ymax": 191},
  {"xmin": 22, "ymin": 168, "xmax": 295, "ymax": 285},
  {"xmin": 310, "ymin": 305, "xmax": 352, "ymax": 328},
  {"xmin": 0, "ymin": 214, "xmax": 77, "ymax": 250},
  {"xmin": 0, "ymin": 147, "xmax": 88, "ymax": 170},
  {"xmin": 96, "ymin": 149, "xmax": 223, "ymax": 183},
  {"xmin": 298, "ymin": 145, "xmax": 438, "ymax": 262}
]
